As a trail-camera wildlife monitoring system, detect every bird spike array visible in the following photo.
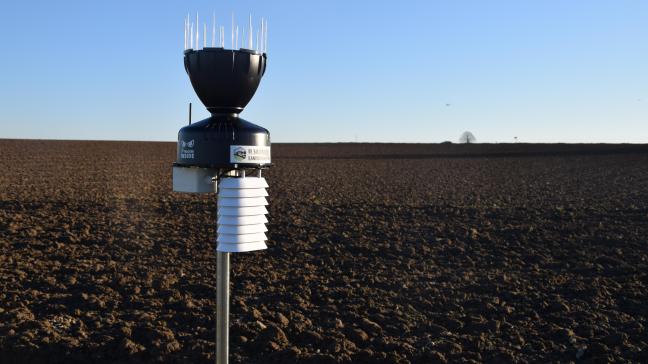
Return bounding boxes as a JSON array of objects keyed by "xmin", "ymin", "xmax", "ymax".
[{"xmin": 184, "ymin": 12, "xmax": 268, "ymax": 53}]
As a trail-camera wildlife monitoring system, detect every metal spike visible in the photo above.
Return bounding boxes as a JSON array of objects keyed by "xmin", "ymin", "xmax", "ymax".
[
  {"xmin": 264, "ymin": 19, "xmax": 268, "ymax": 53},
  {"xmin": 196, "ymin": 13, "xmax": 199, "ymax": 49},
  {"xmin": 242, "ymin": 27, "xmax": 246, "ymax": 50},
  {"xmin": 212, "ymin": 13, "xmax": 216, "ymax": 47},
  {"xmin": 248, "ymin": 14, "xmax": 253, "ymax": 50}
]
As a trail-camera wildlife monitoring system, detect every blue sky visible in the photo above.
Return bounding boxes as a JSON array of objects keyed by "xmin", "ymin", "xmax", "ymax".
[{"xmin": 0, "ymin": 0, "xmax": 646, "ymax": 143}]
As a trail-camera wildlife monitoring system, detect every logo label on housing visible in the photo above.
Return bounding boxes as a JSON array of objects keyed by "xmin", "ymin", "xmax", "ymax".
[
  {"xmin": 180, "ymin": 139, "xmax": 195, "ymax": 159},
  {"xmin": 230, "ymin": 145, "xmax": 271, "ymax": 164}
]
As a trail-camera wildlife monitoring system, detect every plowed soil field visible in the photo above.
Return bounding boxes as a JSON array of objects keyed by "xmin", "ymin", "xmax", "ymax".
[{"xmin": 1, "ymin": 140, "xmax": 647, "ymax": 363}]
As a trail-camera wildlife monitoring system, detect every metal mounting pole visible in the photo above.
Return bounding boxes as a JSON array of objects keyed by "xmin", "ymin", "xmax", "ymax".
[
  {"xmin": 216, "ymin": 251, "xmax": 229, "ymax": 364},
  {"xmin": 214, "ymin": 176, "xmax": 229, "ymax": 364}
]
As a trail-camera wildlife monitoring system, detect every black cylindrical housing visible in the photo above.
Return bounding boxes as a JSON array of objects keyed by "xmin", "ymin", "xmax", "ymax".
[
  {"xmin": 176, "ymin": 114, "xmax": 270, "ymax": 168},
  {"xmin": 184, "ymin": 48, "xmax": 266, "ymax": 114}
]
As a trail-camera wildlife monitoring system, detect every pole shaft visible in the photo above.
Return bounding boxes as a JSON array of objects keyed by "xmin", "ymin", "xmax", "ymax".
[
  {"xmin": 214, "ymin": 176, "xmax": 229, "ymax": 364},
  {"xmin": 216, "ymin": 251, "xmax": 229, "ymax": 364}
]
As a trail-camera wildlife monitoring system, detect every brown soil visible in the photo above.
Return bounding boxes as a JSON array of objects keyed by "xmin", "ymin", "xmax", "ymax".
[{"xmin": 1, "ymin": 139, "xmax": 647, "ymax": 363}]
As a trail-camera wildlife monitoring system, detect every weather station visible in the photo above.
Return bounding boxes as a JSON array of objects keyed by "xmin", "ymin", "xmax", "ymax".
[{"xmin": 172, "ymin": 13, "xmax": 270, "ymax": 364}]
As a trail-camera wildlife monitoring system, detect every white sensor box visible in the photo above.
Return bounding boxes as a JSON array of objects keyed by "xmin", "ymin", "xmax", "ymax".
[{"xmin": 172, "ymin": 166, "xmax": 218, "ymax": 193}]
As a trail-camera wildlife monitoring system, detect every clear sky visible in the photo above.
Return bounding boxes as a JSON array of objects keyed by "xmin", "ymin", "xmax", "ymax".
[{"xmin": 0, "ymin": 0, "xmax": 646, "ymax": 143}]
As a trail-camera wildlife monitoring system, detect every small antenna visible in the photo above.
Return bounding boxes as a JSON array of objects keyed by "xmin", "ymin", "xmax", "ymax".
[
  {"xmin": 231, "ymin": 12, "xmax": 235, "ymax": 49},
  {"xmin": 212, "ymin": 12, "xmax": 216, "ymax": 47},
  {"xmin": 203, "ymin": 23, "xmax": 207, "ymax": 48},
  {"xmin": 188, "ymin": 102, "xmax": 192, "ymax": 125}
]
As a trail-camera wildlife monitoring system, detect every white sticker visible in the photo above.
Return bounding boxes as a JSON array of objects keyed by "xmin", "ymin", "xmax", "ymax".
[{"xmin": 230, "ymin": 145, "xmax": 271, "ymax": 164}]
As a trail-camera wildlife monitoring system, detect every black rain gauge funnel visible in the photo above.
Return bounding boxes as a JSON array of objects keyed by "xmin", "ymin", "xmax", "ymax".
[{"xmin": 172, "ymin": 13, "xmax": 271, "ymax": 364}]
